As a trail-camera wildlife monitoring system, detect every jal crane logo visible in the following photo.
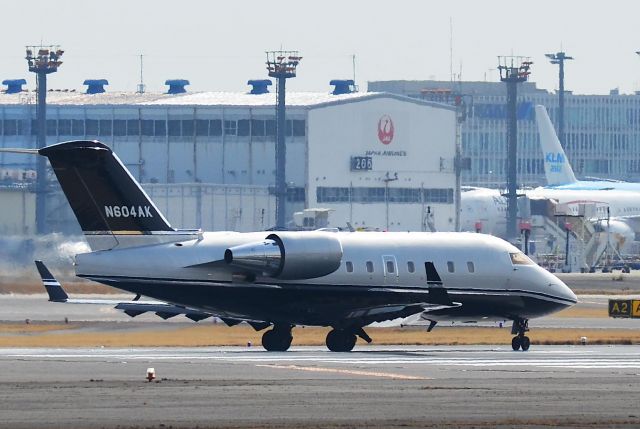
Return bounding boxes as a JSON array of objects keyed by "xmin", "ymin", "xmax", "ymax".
[{"xmin": 377, "ymin": 115, "xmax": 394, "ymax": 145}]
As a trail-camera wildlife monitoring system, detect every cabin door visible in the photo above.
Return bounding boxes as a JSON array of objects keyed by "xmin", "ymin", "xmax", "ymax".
[{"xmin": 382, "ymin": 255, "xmax": 399, "ymax": 284}]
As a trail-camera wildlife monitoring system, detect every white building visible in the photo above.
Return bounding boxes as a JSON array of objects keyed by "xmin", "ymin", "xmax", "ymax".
[
  {"xmin": 0, "ymin": 81, "xmax": 456, "ymax": 233},
  {"xmin": 306, "ymin": 96, "xmax": 457, "ymax": 231}
]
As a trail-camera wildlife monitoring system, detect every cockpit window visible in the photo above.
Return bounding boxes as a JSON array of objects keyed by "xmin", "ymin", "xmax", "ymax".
[{"xmin": 510, "ymin": 252, "xmax": 534, "ymax": 265}]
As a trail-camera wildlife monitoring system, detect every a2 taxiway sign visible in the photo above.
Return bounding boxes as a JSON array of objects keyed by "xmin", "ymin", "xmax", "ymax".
[{"xmin": 609, "ymin": 299, "xmax": 640, "ymax": 318}]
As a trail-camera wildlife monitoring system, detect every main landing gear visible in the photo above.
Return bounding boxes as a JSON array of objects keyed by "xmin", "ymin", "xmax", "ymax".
[
  {"xmin": 326, "ymin": 327, "xmax": 372, "ymax": 352},
  {"xmin": 261, "ymin": 325, "xmax": 373, "ymax": 352},
  {"xmin": 511, "ymin": 318, "xmax": 530, "ymax": 351},
  {"xmin": 261, "ymin": 324, "xmax": 293, "ymax": 352}
]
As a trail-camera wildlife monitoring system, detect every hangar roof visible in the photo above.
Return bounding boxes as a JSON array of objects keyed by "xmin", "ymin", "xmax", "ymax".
[{"xmin": 0, "ymin": 90, "xmax": 455, "ymax": 110}]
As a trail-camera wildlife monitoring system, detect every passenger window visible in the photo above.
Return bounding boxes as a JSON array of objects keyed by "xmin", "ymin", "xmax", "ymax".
[
  {"xmin": 467, "ymin": 261, "xmax": 475, "ymax": 273},
  {"xmin": 447, "ymin": 261, "xmax": 455, "ymax": 273},
  {"xmin": 407, "ymin": 261, "xmax": 415, "ymax": 273},
  {"xmin": 386, "ymin": 260, "xmax": 395, "ymax": 274},
  {"xmin": 345, "ymin": 261, "xmax": 353, "ymax": 273},
  {"xmin": 366, "ymin": 261, "xmax": 374, "ymax": 273}
]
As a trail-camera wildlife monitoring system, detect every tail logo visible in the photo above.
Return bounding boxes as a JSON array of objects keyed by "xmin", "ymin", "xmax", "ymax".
[
  {"xmin": 545, "ymin": 152, "xmax": 565, "ymax": 173},
  {"xmin": 105, "ymin": 205, "xmax": 153, "ymax": 218},
  {"xmin": 545, "ymin": 152, "xmax": 565, "ymax": 164}
]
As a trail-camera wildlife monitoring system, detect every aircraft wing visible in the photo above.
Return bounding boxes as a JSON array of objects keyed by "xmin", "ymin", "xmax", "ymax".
[
  {"xmin": 35, "ymin": 260, "xmax": 213, "ymax": 321},
  {"xmin": 36, "ymin": 259, "xmax": 461, "ymax": 328},
  {"xmin": 613, "ymin": 215, "xmax": 640, "ymax": 224}
]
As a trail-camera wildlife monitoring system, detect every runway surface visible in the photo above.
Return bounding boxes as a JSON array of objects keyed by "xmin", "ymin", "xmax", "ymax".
[{"xmin": 1, "ymin": 345, "xmax": 640, "ymax": 428}]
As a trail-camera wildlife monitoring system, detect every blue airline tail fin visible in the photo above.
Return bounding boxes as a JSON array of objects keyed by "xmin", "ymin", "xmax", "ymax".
[{"xmin": 535, "ymin": 105, "xmax": 578, "ymax": 186}]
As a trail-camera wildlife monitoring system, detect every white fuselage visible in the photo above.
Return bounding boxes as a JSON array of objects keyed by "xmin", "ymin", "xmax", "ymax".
[{"xmin": 75, "ymin": 230, "xmax": 576, "ymax": 324}]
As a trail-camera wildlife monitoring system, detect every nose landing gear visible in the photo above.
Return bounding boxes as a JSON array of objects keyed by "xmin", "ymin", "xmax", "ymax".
[{"xmin": 511, "ymin": 318, "xmax": 530, "ymax": 351}]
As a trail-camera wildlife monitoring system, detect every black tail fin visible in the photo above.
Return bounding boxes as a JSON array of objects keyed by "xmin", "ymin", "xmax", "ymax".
[
  {"xmin": 39, "ymin": 140, "xmax": 173, "ymax": 235},
  {"xmin": 35, "ymin": 260, "xmax": 69, "ymax": 302}
]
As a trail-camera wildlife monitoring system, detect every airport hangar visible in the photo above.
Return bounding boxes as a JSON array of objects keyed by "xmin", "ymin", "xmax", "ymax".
[{"xmin": 0, "ymin": 80, "xmax": 457, "ymax": 235}]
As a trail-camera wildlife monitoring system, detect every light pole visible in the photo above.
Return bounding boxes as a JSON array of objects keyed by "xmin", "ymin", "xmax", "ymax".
[
  {"xmin": 266, "ymin": 50, "xmax": 301, "ymax": 229},
  {"xmin": 545, "ymin": 52, "xmax": 573, "ymax": 149},
  {"xmin": 383, "ymin": 172, "xmax": 398, "ymax": 231},
  {"xmin": 498, "ymin": 56, "xmax": 532, "ymax": 241},
  {"xmin": 25, "ymin": 45, "xmax": 64, "ymax": 234}
]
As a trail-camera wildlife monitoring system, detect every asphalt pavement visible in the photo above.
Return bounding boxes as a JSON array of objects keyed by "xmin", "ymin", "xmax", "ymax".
[{"xmin": 0, "ymin": 345, "xmax": 639, "ymax": 428}]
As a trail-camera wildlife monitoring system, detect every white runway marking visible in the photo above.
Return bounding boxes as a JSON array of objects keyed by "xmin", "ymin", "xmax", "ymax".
[
  {"xmin": 1, "ymin": 347, "xmax": 640, "ymax": 370},
  {"xmin": 256, "ymin": 364, "xmax": 430, "ymax": 380}
]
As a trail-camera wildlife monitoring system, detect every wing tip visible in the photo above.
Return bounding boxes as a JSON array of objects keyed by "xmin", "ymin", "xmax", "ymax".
[{"xmin": 34, "ymin": 260, "xmax": 69, "ymax": 302}]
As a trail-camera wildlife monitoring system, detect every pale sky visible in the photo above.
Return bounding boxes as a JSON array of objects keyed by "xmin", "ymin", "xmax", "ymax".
[{"xmin": 2, "ymin": 0, "xmax": 639, "ymax": 95}]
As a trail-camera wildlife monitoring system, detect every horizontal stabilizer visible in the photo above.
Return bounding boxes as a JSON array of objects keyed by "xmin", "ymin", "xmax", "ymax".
[{"xmin": 0, "ymin": 148, "xmax": 39, "ymax": 155}]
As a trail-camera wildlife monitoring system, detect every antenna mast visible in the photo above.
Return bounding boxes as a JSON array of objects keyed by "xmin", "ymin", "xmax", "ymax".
[
  {"xmin": 449, "ymin": 17, "xmax": 453, "ymax": 82},
  {"xmin": 352, "ymin": 54, "xmax": 357, "ymax": 88},
  {"xmin": 137, "ymin": 54, "xmax": 145, "ymax": 93}
]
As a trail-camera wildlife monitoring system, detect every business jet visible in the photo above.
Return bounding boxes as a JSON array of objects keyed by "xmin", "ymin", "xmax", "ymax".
[
  {"xmin": 537, "ymin": 105, "xmax": 640, "ymax": 192},
  {"xmin": 2, "ymin": 140, "xmax": 576, "ymax": 352}
]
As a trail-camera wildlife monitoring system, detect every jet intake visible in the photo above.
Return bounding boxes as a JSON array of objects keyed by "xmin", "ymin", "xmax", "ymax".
[{"xmin": 224, "ymin": 232, "xmax": 343, "ymax": 280}]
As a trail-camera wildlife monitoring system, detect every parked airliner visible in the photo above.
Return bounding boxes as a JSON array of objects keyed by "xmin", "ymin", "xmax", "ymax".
[
  {"xmin": 537, "ymin": 104, "xmax": 640, "ymax": 191},
  {"xmin": 2, "ymin": 140, "xmax": 576, "ymax": 352},
  {"xmin": 461, "ymin": 186, "xmax": 637, "ymax": 247},
  {"xmin": 461, "ymin": 105, "xmax": 640, "ymax": 243}
]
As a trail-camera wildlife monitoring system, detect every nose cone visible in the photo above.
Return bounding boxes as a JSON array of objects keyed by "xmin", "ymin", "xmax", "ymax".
[
  {"xmin": 513, "ymin": 265, "xmax": 578, "ymax": 319},
  {"xmin": 554, "ymin": 276, "xmax": 578, "ymax": 306},
  {"xmin": 541, "ymin": 268, "xmax": 578, "ymax": 308}
]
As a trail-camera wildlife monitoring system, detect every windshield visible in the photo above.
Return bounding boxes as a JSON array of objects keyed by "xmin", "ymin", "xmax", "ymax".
[{"xmin": 510, "ymin": 252, "xmax": 535, "ymax": 265}]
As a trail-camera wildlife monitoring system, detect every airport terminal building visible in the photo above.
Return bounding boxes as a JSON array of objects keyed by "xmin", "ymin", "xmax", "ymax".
[
  {"xmin": 369, "ymin": 80, "xmax": 640, "ymax": 188},
  {"xmin": 0, "ymin": 81, "xmax": 457, "ymax": 234}
]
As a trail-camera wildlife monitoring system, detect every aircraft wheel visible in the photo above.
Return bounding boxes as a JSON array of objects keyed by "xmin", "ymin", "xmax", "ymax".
[
  {"xmin": 511, "ymin": 336, "xmax": 521, "ymax": 351},
  {"xmin": 520, "ymin": 336, "xmax": 530, "ymax": 351},
  {"xmin": 262, "ymin": 328, "xmax": 292, "ymax": 352},
  {"xmin": 326, "ymin": 329, "xmax": 357, "ymax": 352}
]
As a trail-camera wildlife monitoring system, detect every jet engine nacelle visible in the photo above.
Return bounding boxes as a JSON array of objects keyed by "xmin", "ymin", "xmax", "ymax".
[
  {"xmin": 597, "ymin": 220, "xmax": 635, "ymax": 253},
  {"xmin": 224, "ymin": 232, "xmax": 343, "ymax": 280}
]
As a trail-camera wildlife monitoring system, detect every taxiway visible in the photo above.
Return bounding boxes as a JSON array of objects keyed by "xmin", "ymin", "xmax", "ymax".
[{"xmin": 0, "ymin": 346, "xmax": 639, "ymax": 428}]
